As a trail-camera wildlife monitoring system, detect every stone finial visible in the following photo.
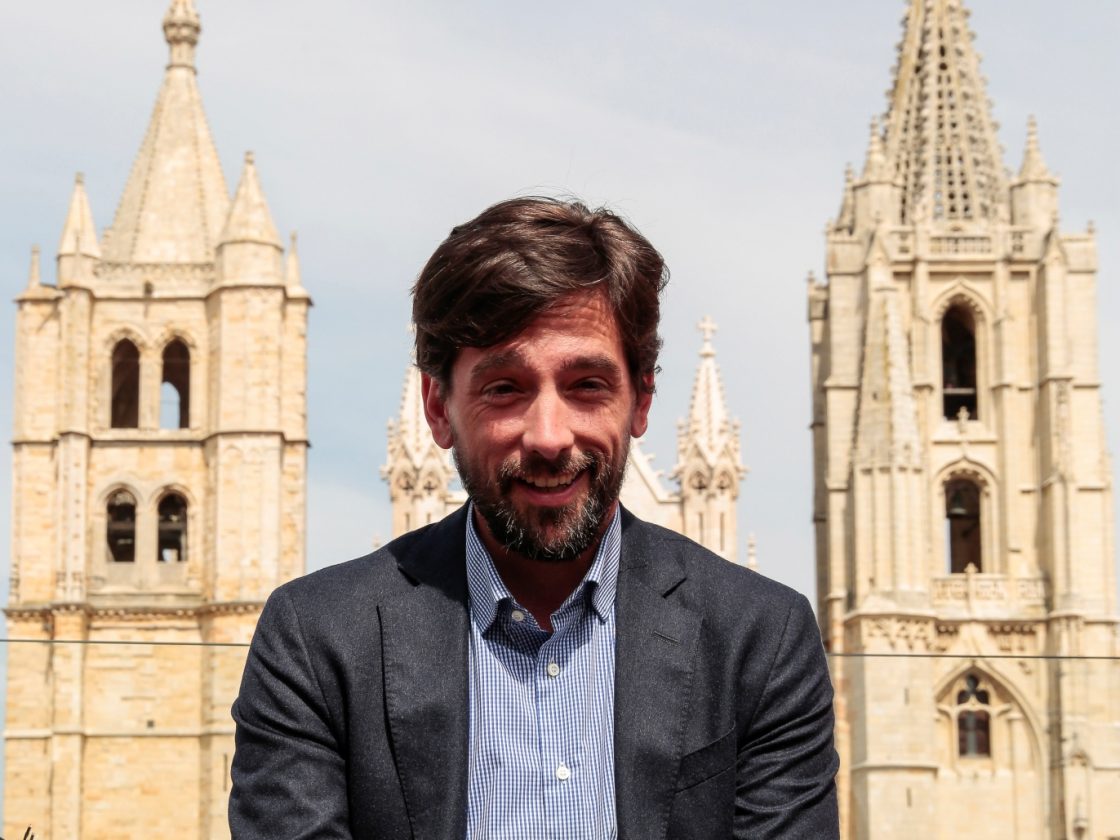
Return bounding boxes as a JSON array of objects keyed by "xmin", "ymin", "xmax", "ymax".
[
  {"xmin": 27, "ymin": 245, "xmax": 41, "ymax": 288},
  {"xmin": 219, "ymin": 151, "xmax": 282, "ymax": 248},
  {"xmin": 861, "ymin": 117, "xmax": 887, "ymax": 181},
  {"xmin": 697, "ymin": 315, "xmax": 718, "ymax": 356},
  {"xmin": 835, "ymin": 163, "xmax": 856, "ymax": 232},
  {"xmin": 746, "ymin": 533, "xmax": 759, "ymax": 571},
  {"xmin": 285, "ymin": 231, "xmax": 302, "ymax": 287},
  {"xmin": 163, "ymin": 0, "xmax": 201, "ymax": 69},
  {"xmin": 57, "ymin": 172, "xmax": 101, "ymax": 260},
  {"xmin": 1018, "ymin": 115, "xmax": 1056, "ymax": 182}
]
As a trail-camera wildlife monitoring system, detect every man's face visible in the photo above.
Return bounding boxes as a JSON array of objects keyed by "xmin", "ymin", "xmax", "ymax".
[{"xmin": 422, "ymin": 291, "xmax": 652, "ymax": 562}]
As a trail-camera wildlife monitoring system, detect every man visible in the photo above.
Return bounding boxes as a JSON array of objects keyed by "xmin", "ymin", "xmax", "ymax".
[{"xmin": 229, "ymin": 197, "xmax": 839, "ymax": 839}]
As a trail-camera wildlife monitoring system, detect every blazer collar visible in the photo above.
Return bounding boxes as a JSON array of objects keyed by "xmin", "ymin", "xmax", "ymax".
[
  {"xmin": 380, "ymin": 506, "xmax": 471, "ymax": 840},
  {"xmin": 614, "ymin": 507, "xmax": 702, "ymax": 840}
]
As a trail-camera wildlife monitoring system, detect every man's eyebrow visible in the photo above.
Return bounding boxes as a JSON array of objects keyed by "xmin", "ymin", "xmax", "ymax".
[
  {"xmin": 559, "ymin": 355, "xmax": 623, "ymax": 377},
  {"xmin": 467, "ymin": 352, "xmax": 623, "ymax": 382},
  {"xmin": 468, "ymin": 349, "xmax": 526, "ymax": 382}
]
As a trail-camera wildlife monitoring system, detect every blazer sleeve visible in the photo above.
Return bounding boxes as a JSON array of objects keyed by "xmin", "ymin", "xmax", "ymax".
[
  {"xmin": 229, "ymin": 587, "xmax": 353, "ymax": 840},
  {"xmin": 735, "ymin": 592, "xmax": 840, "ymax": 838}
]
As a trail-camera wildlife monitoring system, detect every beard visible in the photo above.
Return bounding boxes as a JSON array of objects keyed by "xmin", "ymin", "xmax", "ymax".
[{"xmin": 453, "ymin": 442, "xmax": 629, "ymax": 563}]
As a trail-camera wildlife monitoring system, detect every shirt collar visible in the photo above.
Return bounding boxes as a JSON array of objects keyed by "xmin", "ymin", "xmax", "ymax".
[{"xmin": 464, "ymin": 503, "xmax": 622, "ymax": 632}]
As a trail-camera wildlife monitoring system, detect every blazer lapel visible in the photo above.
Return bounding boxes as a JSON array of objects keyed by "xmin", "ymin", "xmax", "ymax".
[
  {"xmin": 379, "ymin": 507, "xmax": 471, "ymax": 840},
  {"xmin": 614, "ymin": 510, "xmax": 702, "ymax": 840}
]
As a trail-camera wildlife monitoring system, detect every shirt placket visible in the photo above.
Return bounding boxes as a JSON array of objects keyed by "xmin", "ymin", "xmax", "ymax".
[{"xmin": 537, "ymin": 602, "xmax": 584, "ymax": 840}]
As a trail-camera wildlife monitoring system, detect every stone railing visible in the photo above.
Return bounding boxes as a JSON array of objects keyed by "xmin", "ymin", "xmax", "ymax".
[
  {"xmin": 929, "ymin": 234, "xmax": 993, "ymax": 256},
  {"xmin": 932, "ymin": 571, "xmax": 1046, "ymax": 613}
]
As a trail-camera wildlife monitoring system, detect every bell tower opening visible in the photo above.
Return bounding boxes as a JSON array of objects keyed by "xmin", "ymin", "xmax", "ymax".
[
  {"xmin": 157, "ymin": 492, "xmax": 188, "ymax": 563},
  {"xmin": 945, "ymin": 477, "xmax": 982, "ymax": 573},
  {"xmin": 106, "ymin": 489, "xmax": 138, "ymax": 563},
  {"xmin": 160, "ymin": 339, "xmax": 191, "ymax": 429},
  {"xmin": 111, "ymin": 339, "xmax": 141, "ymax": 428},
  {"xmin": 941, "ymin": 304, "xmax": 977, "ymax": 420}
]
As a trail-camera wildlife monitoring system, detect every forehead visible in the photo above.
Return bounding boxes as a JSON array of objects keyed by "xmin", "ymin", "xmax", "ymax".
[{"xmin": 454, "ymin": 292, "xmax": 626, "ymax": 379}]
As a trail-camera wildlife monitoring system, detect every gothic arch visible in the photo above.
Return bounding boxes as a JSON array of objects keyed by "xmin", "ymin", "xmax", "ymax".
[
  {"xmin": 931, "ymin": 280, "xmax": 992, "ymax": 325},
  {"xmin": 933, "ymin": 661, "xmax": 1044, "ymax": 774},
  {"xmin": 934, "ymin": 459, "xmax": 1001, "ymax": 575},
  {"xmin": 158, "ymin": 335, "xmax": 193, "ymax": 429}
]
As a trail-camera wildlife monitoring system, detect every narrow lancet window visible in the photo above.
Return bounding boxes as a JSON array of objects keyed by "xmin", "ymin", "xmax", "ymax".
[
  {"xmin": 957, "ymin": 675, "xmax": 991, "ymax": 757},
  {"xmin": 158, "ymin": 493, "xmax": 188, "ymax": 563},
  {"xmin": 111, "ymin": 340, "xmax": 141, "ymax": 428},
  {"xmin": 945, "ymin": 478, "xmax": 982, "ymax": 573},
  {"xmin": 107, "ymin": 490, "xmax": 137, "ymax": 563},
  {"xmin": 160, "ymin": 339, "xmax": 190, "ymax": 429},
  {"xmin": 941, "ymin": 305, "xmax": 978, "ymax": 420}
]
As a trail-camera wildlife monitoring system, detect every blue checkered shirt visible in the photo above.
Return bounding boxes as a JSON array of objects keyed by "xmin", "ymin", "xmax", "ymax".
[{"xmin": 464, "ymin": 505, "xmax": 620, "ymax": 840}]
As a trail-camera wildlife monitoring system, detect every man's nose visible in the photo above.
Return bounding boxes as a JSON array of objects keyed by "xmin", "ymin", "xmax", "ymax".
[{"xmin": 522, "ymin": 390, "xmax": 575, "ymax": 460}]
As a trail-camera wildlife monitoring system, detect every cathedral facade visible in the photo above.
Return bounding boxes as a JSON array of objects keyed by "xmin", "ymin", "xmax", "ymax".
[
  {"xmin": 808, "ymin": 1, "xmax": 1120, "ymax": 837},
  {"xmin": 5, "ymin": 1, "xmax": 308, "ymax": 836},
  {"xmin": 383, "ymin": 318, "xmax": 749, "ymax": 564}
]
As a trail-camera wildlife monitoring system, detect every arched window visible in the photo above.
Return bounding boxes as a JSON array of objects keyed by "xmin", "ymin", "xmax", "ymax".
[
  {"xmin": 160, "ymin": 339, "xmax": 191, "ymax": 429},
  {"xmin": 111, "ymin": 340, "xmax": 140, "ymax": 428},
  {"xmin": 956, "ymin": 674, "xmax": 991, "ymax": 757},
  {"xmin": 941, "ymin": 305, "xmax": 977, "ymax": 420},
  {"xmin": 945, "ymin": 478, "xmax": 982, "ymax": 573},
  {"xmin": 107, "ymin": 490, "xmax": 137, "ymax": 563},
  {"xmin": 158, "ymin": 493, "xmax": 188, "ymax": 563}
]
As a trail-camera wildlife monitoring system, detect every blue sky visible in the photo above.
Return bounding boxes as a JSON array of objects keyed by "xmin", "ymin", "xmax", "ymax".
[{"xmin": 1, "ymin": 0, "xmax": 1118, "ymax": 607}]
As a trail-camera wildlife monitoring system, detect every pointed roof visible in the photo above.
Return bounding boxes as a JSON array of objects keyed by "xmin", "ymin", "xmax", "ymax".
[
  {"xmin": 57, "ymin": 173, "xmax": 101, "ymax": 259},
  {"xmin": 1017, "ymin": 116, "xmax": 1058, "ymax": 184},
  {"xmin": 861, "ymin": 118, "xmax": 889, "ymax": 182},
  {"xmin": 882, "ymin": 0, "xmax": 1007, "ymax": 223},
  {"xmin": 101, "ymin": 0, "xmax": 229, "ymax": 264},
  {"xmin": 394, "ymin": 362, "xmax": 430, "ymax": 461},
  {"xmin": 855, "ymin": 287, "xmax": 921, "ymax": 467},
  {"xmin": 220, "ymin": 152, "xmax": 282, "ymax": 248},
  {"xmin": 684, "ymin": 316, "xmax": 731, "ymax": 455}
]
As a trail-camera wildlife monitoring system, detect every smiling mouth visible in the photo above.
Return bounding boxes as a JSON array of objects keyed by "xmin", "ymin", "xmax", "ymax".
[{"xmin": 520, "ymin": 471, "xmax": 582, "ymax": 490}]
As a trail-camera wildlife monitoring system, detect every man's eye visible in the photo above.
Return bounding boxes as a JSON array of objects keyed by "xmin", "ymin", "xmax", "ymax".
[
  {"xmin": 483, "ymin": 383, "xmax": 518, "ymax": 398},
  {"xmin": 575, "ymin": 379, "xmax": 609, "ymax": 393}
]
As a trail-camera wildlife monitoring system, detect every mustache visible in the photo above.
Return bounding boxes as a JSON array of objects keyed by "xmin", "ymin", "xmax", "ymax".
[{"xmin": 497, "ymin": 451, "xmax": 597, "ymax": 485}]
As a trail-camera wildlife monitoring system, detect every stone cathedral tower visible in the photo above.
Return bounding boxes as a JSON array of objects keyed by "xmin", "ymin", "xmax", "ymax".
[
  {"xmin": 808, "ymin": 1, "xmax": 1119, "ymax": 838},
  {"xmin": 5, "ymin": 2, "xmax": 309, "ymax": 836},
  {"xmin": 384, "ymin": 320, "xmax": 748, "ymax": 563}
]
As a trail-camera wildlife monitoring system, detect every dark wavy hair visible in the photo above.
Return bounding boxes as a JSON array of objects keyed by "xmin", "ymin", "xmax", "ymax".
[{"xmin": 411, "ymin": 196, "xmax": 668, "ymax": 393}]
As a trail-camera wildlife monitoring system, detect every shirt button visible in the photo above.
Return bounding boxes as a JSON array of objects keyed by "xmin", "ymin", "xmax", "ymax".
[
  {"xmin": 556, "ymin": 763, "xmax": 571, "ymax": 781},
  {"xmin": 510, "ymin": 610, "xmax": 526, "ymax": 623},
  {"xmin": 547, "ymin": 662, "xmax": 560, "ymax": 677}
]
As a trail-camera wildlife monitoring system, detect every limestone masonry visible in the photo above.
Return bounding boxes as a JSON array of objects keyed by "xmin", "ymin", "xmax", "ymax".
[
  {"xmin": 5, "ymin": 1, "xmax": 309, "ymax": 836},
  {"xmin": 808, "ymin": 0, "xmax": 1120, "ymax": 837}
]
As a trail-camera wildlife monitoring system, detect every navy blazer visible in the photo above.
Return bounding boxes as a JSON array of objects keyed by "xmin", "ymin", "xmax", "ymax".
[{"xmin": 229, "ymin": 506, "xmax": 839, "ymax": 838}]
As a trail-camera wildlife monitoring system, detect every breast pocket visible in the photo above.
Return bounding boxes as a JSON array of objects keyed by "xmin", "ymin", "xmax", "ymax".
[{"xmin": 676, "ymin": 726, "xmax": 736, "ymax": 791}]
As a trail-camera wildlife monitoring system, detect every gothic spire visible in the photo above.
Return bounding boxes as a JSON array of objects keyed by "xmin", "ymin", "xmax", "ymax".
[
  {"xmin": 674, "ymin": 316, "xmax": 746, "ymax": 488},
  {"xmin": 684, "ymin": 316, "xmax": 731, "ymax": 456},
  {"xmin": 285, "ymin": 232, "xmax": 302, "ymax": 287},
  {"xmin": 882, "ymin": 0, "xmax": 1007, "ymax": 223},
  {"xmin": 219, "ymin": 152, "xmax": 282, "ymax": 249},
  {"xmin": 861, "ymin": 118, "xmax": 888, "ymax": 182},
  {"xmin": 101, "ymin": 0, "xmax": 228, "ymax": 263},
  {"xmin": 1017, "ymin": 116, "xmax": 1057, "ymax": 183},
  {"xmin": 57, "ymin": 173, "xmax": 101, "ymax": 260},
  {"xmin": 834, "ymin": 163, "xmax": 855, "ymax": 233},
  {"xmin": 27, "ymin": 245, "xmax": 41, "ymax": 289}
]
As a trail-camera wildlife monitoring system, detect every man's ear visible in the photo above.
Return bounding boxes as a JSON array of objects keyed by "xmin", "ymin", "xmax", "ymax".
[
  {"xmin": 630, "ymin": 374, "xmax": 654, "ymax": 438},
  {"xmin": 421, "ymin": 373, "xmax": 454, "ymax": 449}
]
